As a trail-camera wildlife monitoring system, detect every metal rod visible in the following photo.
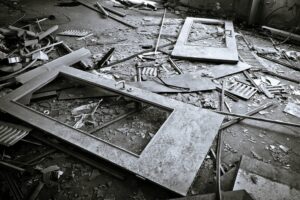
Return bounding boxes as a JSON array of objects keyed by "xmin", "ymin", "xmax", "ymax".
[
  {"xmin": 220, "ymin": 81, "xmax": 225, "ymax": 111},
  {"xmin": 220, "ymin": 102, "xmax": 274, "ymax": 129},
  {"xmin": 209, "ymin": 148, "xmax": 225, "ymax": 174},
  {"xmin": 154, "ymin": 9, "xmax": 167, "ymax": 54},
  {"xmin": 89, "ymin": 108, "xmax": 142, "ymax": 134},
  {"xmin": 23, "ymin": 149, "xmax": 56, "ymax": 166},
  {"xmin": 215, "ymin": 109, "xmax": 300, "ymax": 128},
  {"xmin": 168, "ymin": 57, "xmax": 183, "ymax": 74},
  {"xmin": 28, "ymin": 182, "xmax": 44, "ymax": 200},
  {"xmin": 216, "ymin": 130, "xmax": 223, "ymax": 200},
  {"xmin": 0, "ymin": 160, "xmax": 25, "ymax": 172}
]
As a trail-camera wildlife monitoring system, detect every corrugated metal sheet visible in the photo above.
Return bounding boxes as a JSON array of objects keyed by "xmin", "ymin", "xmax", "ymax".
[{"xmin": 0, "ymin": 121, "xmax": 31, "ymax": 147}]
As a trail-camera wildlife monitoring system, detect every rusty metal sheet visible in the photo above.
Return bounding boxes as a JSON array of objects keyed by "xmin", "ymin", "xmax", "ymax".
[
  {"xmin": 172, "ymin": 18, "xmax": 238, "ymax": 63},
  {"xmin": 233, "ymin": 156, "xmax": 300, "ymax": 200},
  {"xmin": 0, "ymin": 121, "xmax": 31, "ymax": 147},
  {"xmin": 0, "ymin": 65, "xmax": 224, "ymax": 196}
]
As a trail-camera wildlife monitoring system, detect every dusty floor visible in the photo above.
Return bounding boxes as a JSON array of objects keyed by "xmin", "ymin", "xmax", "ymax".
[{"xmin": 0, "ymin": 0, "xmax": 300, "ymax": 200}]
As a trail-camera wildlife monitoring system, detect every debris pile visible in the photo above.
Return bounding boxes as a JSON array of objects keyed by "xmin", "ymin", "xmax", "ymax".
[{"xmin": 0, "ymin": 0, "xmax": 300, "ymax": 199}]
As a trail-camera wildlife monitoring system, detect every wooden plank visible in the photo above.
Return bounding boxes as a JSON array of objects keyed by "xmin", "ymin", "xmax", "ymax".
[
  {"xmin": 172, "ymin": 18, "xmax": 238, "ymax": 63},
  {"xmin": 0, "ymin": 65, "xmax": 224, "ymax": 196},
  {"xmin": 233, "ymin": 156, "xmax": 300, "ymax": 200},
  {"xmin": 15, "ymin": 48, "xmax": 91, "ymax": 84}
]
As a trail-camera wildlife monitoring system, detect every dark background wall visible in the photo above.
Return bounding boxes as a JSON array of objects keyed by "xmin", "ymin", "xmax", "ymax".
[{"xmin": 178, "ymin": 0, "xmax": 300, "ymax": 32}]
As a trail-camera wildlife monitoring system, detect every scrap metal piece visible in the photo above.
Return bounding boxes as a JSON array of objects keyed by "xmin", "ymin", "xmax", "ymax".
[
  {"xmin": 225, "ymin": 82, "xmax": 257, "ymax": 100},
  {"xmin": 172, "ymin": 18, "xmax": 238, "ymax": 63},
  {"xmin": 8, "ymin": 57, "xmax": 21, "ymax": 64},
  {"xmin": 32, "ymin": 51, "xmax": 49, "ymax": 61},
  {"xmin": 58, "ymin": 29, "xmax": 90, "ymax": 37},
  {"xmin": 76, "ymin": 33, "xmax": 94, "ymax": 41},
  {"xmin": 233, "ymin": 156, "xmax": 300, "ymax": 200},
  {"xmin": 284, "ymin": 102, "xmax": 300, "ymax": 119},
  {"xmin": 0, "ymin": 65, "xmax": 224, "ymax": 196},
  {"xmin": 0, "ymin": 121, "xmax": 31, "ymax": 147}
]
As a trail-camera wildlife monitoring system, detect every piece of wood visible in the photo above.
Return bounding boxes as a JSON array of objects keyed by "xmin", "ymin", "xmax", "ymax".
[
  {"xmin": 0, "ymin": 161, "xmax": 25, "ymax": 172},
  {"xmin": 129, "ymin": 75, "xmax": 216, "ymax": 93},
  {"xmin": 172, "ymin": 18, "xmax": 238, "ymax": 63},
  {"xmin": 233, "ymin": 156, "xmax": 300, "ymax": 200},
  {"xmin": 0, "ymin": 65, "xmax": 224, "ymax": 196},
  {"xmin": 96, "ymin": 2, "xmax": 109, "ymax": 17},
  {"xmin": 76, "ymin": 0, "xmax": 136, "ymax": 29},
  {"xmin": 169, "ymin": 190, "xmax": 254, "ymax": 200},
  {"xmin": 16, "ymin": 48, "xmax": 91, "ymax": 84},
  {"xmin": 196, "ymin": 62, "xmax": 252, "ymax": 79},
  {"xmin": 38, "ymin": 25, "xmax": 58, "ymax": 40},
  {"xmin": 262, "ymin": 26, "xmax": 300, "ymax": 42}
]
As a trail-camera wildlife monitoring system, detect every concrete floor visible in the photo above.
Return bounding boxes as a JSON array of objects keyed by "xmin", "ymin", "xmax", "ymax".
[{"xmin": 0, "ymin": 0, "xmax": 300, "ymax": 199}]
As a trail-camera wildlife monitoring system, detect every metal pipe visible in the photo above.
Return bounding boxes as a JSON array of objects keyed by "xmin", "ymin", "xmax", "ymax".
[
  {"xmin": 215, "ymin": 109, "xmax": 300, "ymax": 128},
  {"xmin": 154, "ymin": 9, "xmax": 167, "ymax": 54},
  {"xmin": 220, "ymin": 102, "xmax": 274, "ymax": 129}
]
